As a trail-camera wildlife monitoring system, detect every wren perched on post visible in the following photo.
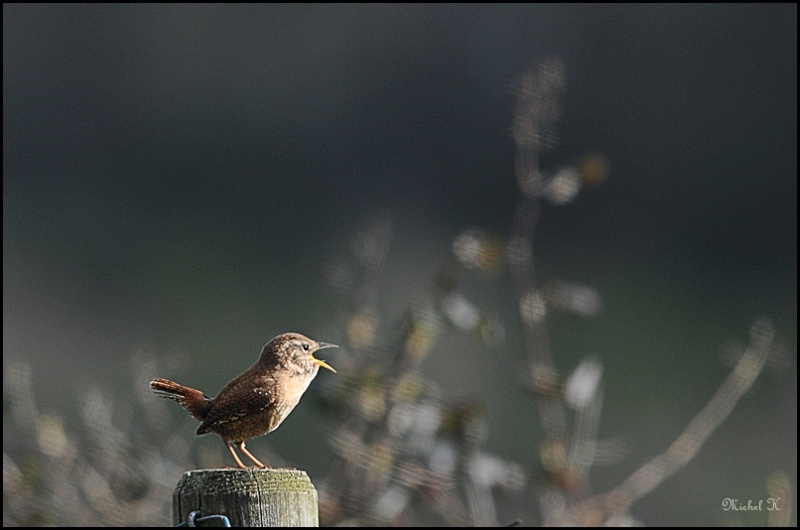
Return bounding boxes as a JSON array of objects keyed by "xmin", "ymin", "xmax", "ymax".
[{"xmin": 150, "ymin": 332, "xmax": 337, "ymax": 469}]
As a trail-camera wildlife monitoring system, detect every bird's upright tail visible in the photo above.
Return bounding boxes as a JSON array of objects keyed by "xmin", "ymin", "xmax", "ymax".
[{"xmin": 150, "ymin": 378, "xmax": 212, "ymax": 422}]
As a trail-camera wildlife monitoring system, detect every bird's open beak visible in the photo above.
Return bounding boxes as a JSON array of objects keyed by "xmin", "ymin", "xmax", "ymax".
[{"xmin": 313, "ymin": 342, "xmax": 338, "ymax": 373}]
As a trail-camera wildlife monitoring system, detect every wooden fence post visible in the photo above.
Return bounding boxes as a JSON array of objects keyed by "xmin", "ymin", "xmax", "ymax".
[{"xmin": 172, "ymin": 469, "xmax": 319, "ymax": 527}]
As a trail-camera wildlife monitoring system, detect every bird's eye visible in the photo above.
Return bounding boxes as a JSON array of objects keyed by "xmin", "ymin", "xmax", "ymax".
[{"xmin": 302, "ymin": 342, "xmax": 309, "ymax": 351}]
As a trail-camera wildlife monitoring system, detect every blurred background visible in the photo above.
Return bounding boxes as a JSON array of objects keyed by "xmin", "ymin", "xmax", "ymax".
[{"xmin": 3, "ymin": 4, "xmax": 796, "ymax": 526}]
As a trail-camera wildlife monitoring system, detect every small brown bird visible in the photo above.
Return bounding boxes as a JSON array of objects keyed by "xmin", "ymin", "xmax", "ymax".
[{"xmin": 150, "ymin": 332, "xmax": 337, "ymax": 469}]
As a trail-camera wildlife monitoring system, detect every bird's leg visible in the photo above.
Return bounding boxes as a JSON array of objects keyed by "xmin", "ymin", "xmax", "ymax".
[
  {"xmin": 236, "ymin": 441, "xmax": 267, "ymax": 468},
  {"xmin": 225, "ymin": 441, "xmax": 248, "ymax": 469}
]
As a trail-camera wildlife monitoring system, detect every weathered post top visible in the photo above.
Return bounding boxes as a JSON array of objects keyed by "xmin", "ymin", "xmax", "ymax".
[{"xmin": 172, "ymin": 468, "xmax": 318, "ymax": 527}]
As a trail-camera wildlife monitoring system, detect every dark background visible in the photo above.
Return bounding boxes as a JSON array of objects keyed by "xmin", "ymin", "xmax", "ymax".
[{"xmin": 3, "ymin": 4, "xmax": 796, "ymax": 526}]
